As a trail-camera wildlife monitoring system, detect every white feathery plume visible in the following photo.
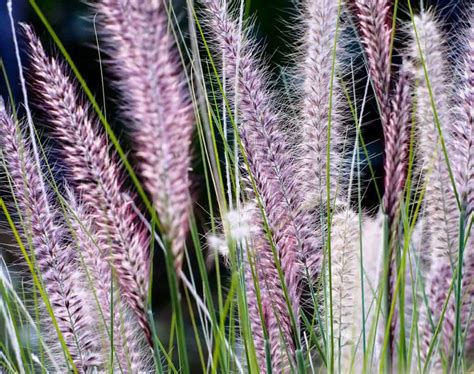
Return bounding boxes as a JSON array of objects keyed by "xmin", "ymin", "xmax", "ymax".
[
  {"xmin": 330, "ymin": 208, "xmax": 362, "ymax": 372},
  {"xmin": 299, "ymin": 0, "xmax": 346, "ymax": 208}
]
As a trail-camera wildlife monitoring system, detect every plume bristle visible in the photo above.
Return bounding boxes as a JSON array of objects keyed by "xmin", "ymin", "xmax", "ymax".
[
  {"xmin": 349, "ymin": 0, "xmax": 392, "ymax": 128},
  {"xmin": 68, "ymin": 192, "xmax": 152, "ymax": 372},
  {"xmin": 299, "ymin": 0, "xmax": 346, "ymax": 208},
  {"xmin": 22, "ymin": 24, "xmax": 152, "ymax": 344},
  {"xmin": 0, "ymin": 101, "xmax": 103, "ymax": 372},
  {"xmin": 410, "ymin": 11, "xmax": 459, "ymax": 365},
  {"xmin": 96, "ymin": 0, "xmax": 195, "ymax": 272}
]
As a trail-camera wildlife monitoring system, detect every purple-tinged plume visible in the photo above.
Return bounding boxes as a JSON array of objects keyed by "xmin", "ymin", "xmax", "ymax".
[
  {"xmin": 96, "ymin": 0, "xmax": 195, "ymax": 273},
  {"xmin": 459, "ymin": 234, "xmax": 474, "ymax": 353},
  {"xmin": 419, "ymin": 262, "xmax": 454, "ymax": 371},
  {"xmin": 240, "ymin": 224, "xmax": 267, "ymax": 369},
  {"xmin": 201, "ymin": 0, "xmax": 319, "ymax": 368},
  {"xmin": 348, "ymin": 0, "xmax": 392, "ymax": 128},
  {"xmin": 382, "ymin": 62, "xmax": 413, "ymax": 356},
  {"xmin": 67, "ymin": 192, "xmax": 151, "ymax": 372},
  {"xmin": 22, "ymin": 25, "xmax": 152, "ymax": 344},
  {"xmin": 244, "ymin": 206, "xmax": 294, "ymax": 372},
  {"xmin": 201, "ymin": 0, "xmax": 318, "ymax": 308},
  {"xmin": 0, "ymin": 97, "xmax": 103, "ymax": 372},
  {"xmin": 382, "ymin": 62, "xmax": 413, "ymax": 227}
]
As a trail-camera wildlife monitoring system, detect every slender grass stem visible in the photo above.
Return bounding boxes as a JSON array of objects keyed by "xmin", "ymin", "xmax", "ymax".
[{"xmin": 453, "ymin": 208, "xmax": 466, "ymax": 372}]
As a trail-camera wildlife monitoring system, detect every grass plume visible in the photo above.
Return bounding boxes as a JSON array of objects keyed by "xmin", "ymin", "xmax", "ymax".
[
  {"xmin": 96, "ymin": 0, "xmax": 195, "ymax": 273},
  {"xmin": 22, "ymin": 24, "xmax": 152, "ymax": 345}
]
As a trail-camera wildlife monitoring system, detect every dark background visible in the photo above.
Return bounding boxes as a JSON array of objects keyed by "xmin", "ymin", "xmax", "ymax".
[{"xmin": 0, "ymin": 0, "xmax": 470, "ymax": 369}]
